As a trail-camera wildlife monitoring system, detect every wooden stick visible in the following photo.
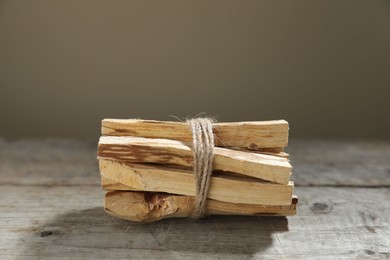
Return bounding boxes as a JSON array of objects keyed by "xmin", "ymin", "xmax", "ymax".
[
  {"xmin": 98, "ymin": 136, "xmax": 292, "ymax": 184},
  {"xmin": 102, "ymin": 176, "xmax": 136, "ymax": 190},
  {"xmin": 101, "ymin": 118, "xmax": 289, "ymax": 150},
  {"xmin": 99, "ymin": 160, "xmax": 294, "ymax": 206},
  {"xmin": 104, "ymin": 190, "xmax": 298, "ymax": 222}
]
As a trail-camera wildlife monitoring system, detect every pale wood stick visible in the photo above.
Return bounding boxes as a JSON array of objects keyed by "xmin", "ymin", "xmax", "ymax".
[
  {"xmin": 98, "ymin": 136, "xmax": 292, "ymax": 184},
  {"xmin": 104, "ymin": 190, "xmax": 298, "ymax": 222},
  {"xmin": 102, "ymin": 176, "xmax": 136, "ymax": 190},
  {"xmin": 99, "ymin": 160, "xmax": 294, "ymax": 206},
  {"xmin": 101, "ymin": 119, "xmax": 289, "ymax": 150},
  {"xmin": 228, "ymin": 147, "xmax": 290, "ymax": 158},
  {"xmin": 254, "ymin": 151, "xmax": 289, "ymax": 158}
]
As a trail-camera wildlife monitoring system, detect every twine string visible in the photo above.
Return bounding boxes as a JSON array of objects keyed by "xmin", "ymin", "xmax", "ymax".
[{"xmin": 187, "ymin": 118, "xmax": 215, "ymax": 219}]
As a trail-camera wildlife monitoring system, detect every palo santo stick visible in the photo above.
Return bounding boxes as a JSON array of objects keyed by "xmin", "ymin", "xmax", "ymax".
[
  {"xmin": 101, "ymin": 176, "xmax": 136, "ymax": 190},
  {"xmin": 104, "ymin": 190, "xmax": 298, "ymax": 222},
  {"xmin": 99, "ymin": 159, "xmax": 294, "ymax": 205},
  {"xmin": 102, "ymin": 118, "xmax": 288, "ymax": 150},
  {"xmin": 98, "ymin": 136, "xmax": 292, "ymax": 184}
]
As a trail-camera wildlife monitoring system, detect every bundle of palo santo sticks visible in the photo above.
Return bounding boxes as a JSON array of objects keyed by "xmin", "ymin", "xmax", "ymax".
[{"xmin": 98, "ymin": 118, "xmax": 297, "ymax": 222}]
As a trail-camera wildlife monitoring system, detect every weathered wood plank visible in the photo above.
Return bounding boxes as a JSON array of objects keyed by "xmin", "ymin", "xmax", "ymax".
[
  {"xmin": 1, "ymin": 138, "xmax": 390, "ymax": 259},
  {"xmin": 0, "ymin": 186, "xmax": 389, "ymax": 259},
  {"xmin": 289, "ymin": 139, "xmax": 390, "ymax": 186},
  {"xmin": 98, "ymin": 136, "xmax": 292, "ymax": 184},
  {"xmin": 102, "ymin": 118, "xmax": 289, "ymax": 149},
  {"xmin": 0, "ymin": 138, "xmax": 100, "ymax": 186}
]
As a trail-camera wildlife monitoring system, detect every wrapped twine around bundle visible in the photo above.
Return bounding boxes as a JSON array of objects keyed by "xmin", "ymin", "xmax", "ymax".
[{"xmin": 187, "ymin": 117, "xmax": 215, "ymax": 219}]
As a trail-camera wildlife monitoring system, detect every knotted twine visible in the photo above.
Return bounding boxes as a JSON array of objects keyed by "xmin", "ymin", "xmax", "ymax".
[{"xmin": 187, "ymin": 117, "xmax": 215, "ymax": 219}]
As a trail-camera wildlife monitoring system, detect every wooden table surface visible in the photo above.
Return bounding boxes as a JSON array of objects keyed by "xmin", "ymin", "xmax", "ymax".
[{"xmin": 1, "ymin": 138, "xmax": 389, "ymax": 259}]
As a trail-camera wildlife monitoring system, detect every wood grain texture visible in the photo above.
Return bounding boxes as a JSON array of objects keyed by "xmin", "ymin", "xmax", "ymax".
[
  {"xmin": 104, "ymin": 191, "xmax": 298, "ymax": 222},
  {"xmin": 1, "ymin": 185, "xmax": 389, "ymax": 259},
  {"xmin": 0, "ymin": 138, "xmax": 100, "ymax": 186},
  {"xmin": 289, "ymin": 139, "xmax": 390, "ymax": 186},
  {"xmin": 98, "ymin": 136, "xmax": 292, "ymax": 184},
  {"xmin": 99, "ymin": 159, "xmax": 294, "ymax": 206},
  {"xmin": 102, "ymin": 118, "xmax": 289, "ymax": 149}
]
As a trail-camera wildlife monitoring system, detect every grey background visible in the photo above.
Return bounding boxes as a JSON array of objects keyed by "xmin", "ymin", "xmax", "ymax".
[{"xmin": 1, "ymin": 0, "xmax": 389, "ymax": 140}]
